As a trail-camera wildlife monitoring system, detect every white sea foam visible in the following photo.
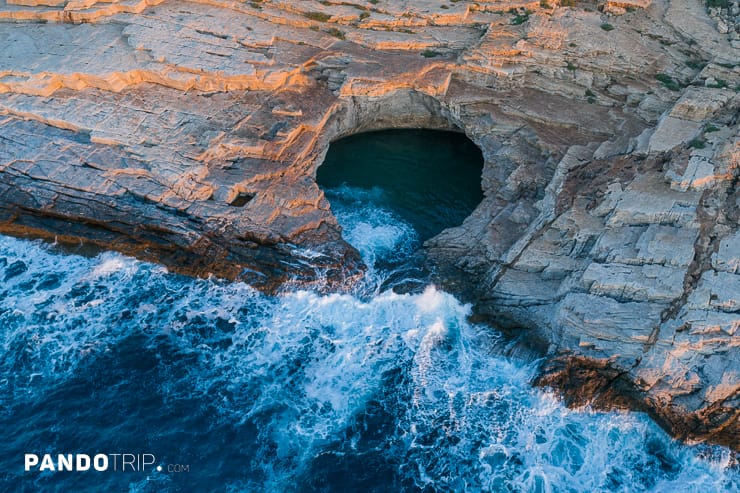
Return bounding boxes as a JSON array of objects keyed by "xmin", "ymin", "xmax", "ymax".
[
  {"xmin": 328, "ymin": 184, "xmax": 417, "ymax": 267},
  {"xmin": 0, "ymin": 217, "xmax": 737, "ymax": 492}
]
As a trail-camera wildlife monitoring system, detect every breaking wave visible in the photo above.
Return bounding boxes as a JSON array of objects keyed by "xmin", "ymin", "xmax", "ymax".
[{"xmin": 0, "ymin": 187, "xmax": 737, "ymax": 492}]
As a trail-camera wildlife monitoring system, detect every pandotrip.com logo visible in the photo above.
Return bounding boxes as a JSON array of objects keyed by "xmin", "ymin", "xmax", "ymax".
[{"xmin": 24, "ymin": 453, "xmax": 190, "ymax": 474}]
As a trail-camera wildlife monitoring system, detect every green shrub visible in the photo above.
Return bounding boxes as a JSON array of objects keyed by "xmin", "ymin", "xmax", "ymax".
[
  {"xmin": 655, "ymin": 73, "xmax": 680, "ymax": 91},
  {"xmin": 688, "ymin": 138, "xmax": 706, "ymax": 149},
  {"xmin": 421, "ymin": 49, "xmax": 441, "ymax": 58},
  {"xmin": 685, "ymin": 60, "xmax": 706, "ymax": 70},
  {"xmin": 511, "ymin": 12, "xmax": 529, "ymax": 25},
  {"xmin": 706, "ymin": 0, "xmax": 729, "ymax": 7},
  {"xmin": 304, "ymin": 11, "xmax": 331, "ymax": 22},
  {"xmin": 325, "ymin": 27, "xmax": 345, "ymax": 39},
  {"xmin": 704, "ymin": 123, "xmax": 719, "ymax": 133},
  {"xmin": 600, "ymin": 23, "xmax": 614, "ymax": 31},
  {"xmin": 708, "ymin": 78, "xmax": 728, "ymax": 89}
]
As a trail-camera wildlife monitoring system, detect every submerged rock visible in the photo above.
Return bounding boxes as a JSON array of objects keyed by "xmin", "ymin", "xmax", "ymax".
[{"xmin": 0, "ymin": 0, "xmax": 738, "ymax": 449}]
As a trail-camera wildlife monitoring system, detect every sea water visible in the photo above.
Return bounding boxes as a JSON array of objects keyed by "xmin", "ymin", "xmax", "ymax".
[
  {"xmin": 1, "ymin": 130, "xmax": 738, "ymax": 491},
  {"xmin": 0, "ymin": 192, "xmax": 737, "ymax": 492}
]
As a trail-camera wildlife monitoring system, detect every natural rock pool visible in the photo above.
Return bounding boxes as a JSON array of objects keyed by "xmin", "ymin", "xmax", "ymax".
[{"xmin": 1, "ymin": 130, "xmax": 738, "ymax": 491}]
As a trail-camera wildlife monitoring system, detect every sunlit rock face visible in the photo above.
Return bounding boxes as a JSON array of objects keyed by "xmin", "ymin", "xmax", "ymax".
[{"xmin": 0, "ymin": 0, "xmax": 738, "ymax": 448}]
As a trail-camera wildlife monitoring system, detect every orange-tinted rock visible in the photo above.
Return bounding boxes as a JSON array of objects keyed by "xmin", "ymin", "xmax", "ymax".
[{"xmin": 0, "ymin": 0, "xmax": 738, "ymax": 450}]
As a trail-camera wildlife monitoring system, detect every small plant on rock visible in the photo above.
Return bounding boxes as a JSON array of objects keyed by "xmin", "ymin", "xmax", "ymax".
[
  {"xmin": 689, "ymin": 138, "xmax": 706, "ymax": 149},
  {"xmin": 511, "ymin": 12, "xmax": 529, "ymax": 25},
  {"xmin": 325, "ymin": 27, "xmax": 345, "ymax": 39},
  {"xmin": 708, "ymin": 78, "xmax": 728, "ymax": 89},
  {"xmin": 685, "ymin": 59, "xmax": 706, "ymax": 70},
  {"xmin": 656, "ymin": 73, "xmax": 680, "ymax": 91},
  {"xmin": 305, "ymin": 11, "xmax": 332, "ymax": 22}
]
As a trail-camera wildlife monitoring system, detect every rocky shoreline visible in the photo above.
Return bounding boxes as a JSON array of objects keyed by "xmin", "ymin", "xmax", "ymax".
[{"xmin": 1, "ymin": 0, "xmax": 738, "ymax": 449}]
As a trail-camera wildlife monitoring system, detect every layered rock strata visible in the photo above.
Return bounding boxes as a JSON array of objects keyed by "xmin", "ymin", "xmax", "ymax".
[{"xmin": 1, "ymin": 0, "xmax": 738, "ymax": 449}]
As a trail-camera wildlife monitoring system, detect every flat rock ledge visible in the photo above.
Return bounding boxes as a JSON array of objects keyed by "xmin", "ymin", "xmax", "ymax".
[{"xmin": 1, "ymin": 0, "xmax": 738, "ymax": 450}]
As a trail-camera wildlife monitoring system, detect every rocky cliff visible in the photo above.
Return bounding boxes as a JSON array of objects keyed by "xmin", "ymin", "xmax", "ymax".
[{"xmin": 1, "ymin": 0, "xmax": 738, "ymax": 449}]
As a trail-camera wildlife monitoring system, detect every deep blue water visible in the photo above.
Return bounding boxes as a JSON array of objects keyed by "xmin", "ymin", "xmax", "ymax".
[
  {"xmin": 0, "ymin": 189, "xmax": 737, "ymax": 492},
  {"xmin": 1, "ymin": 129, "xmax": 738, "ymax": 491}
]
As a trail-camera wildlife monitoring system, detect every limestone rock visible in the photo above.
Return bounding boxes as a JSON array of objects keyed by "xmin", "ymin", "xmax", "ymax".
[{"xmin": 0, "ymin": 0, "xmax": 738, "ymax": 449}]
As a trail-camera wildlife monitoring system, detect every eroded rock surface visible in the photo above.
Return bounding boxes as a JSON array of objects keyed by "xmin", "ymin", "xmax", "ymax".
[{"xmin": 1, "ymin": 0, "xmax": 738, "ymax": 448}]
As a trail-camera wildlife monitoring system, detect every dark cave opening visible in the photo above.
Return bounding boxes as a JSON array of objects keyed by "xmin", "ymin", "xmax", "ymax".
[{"xmin": 316, "ymin": 128, "xmax": 485, "ymax": 243}]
